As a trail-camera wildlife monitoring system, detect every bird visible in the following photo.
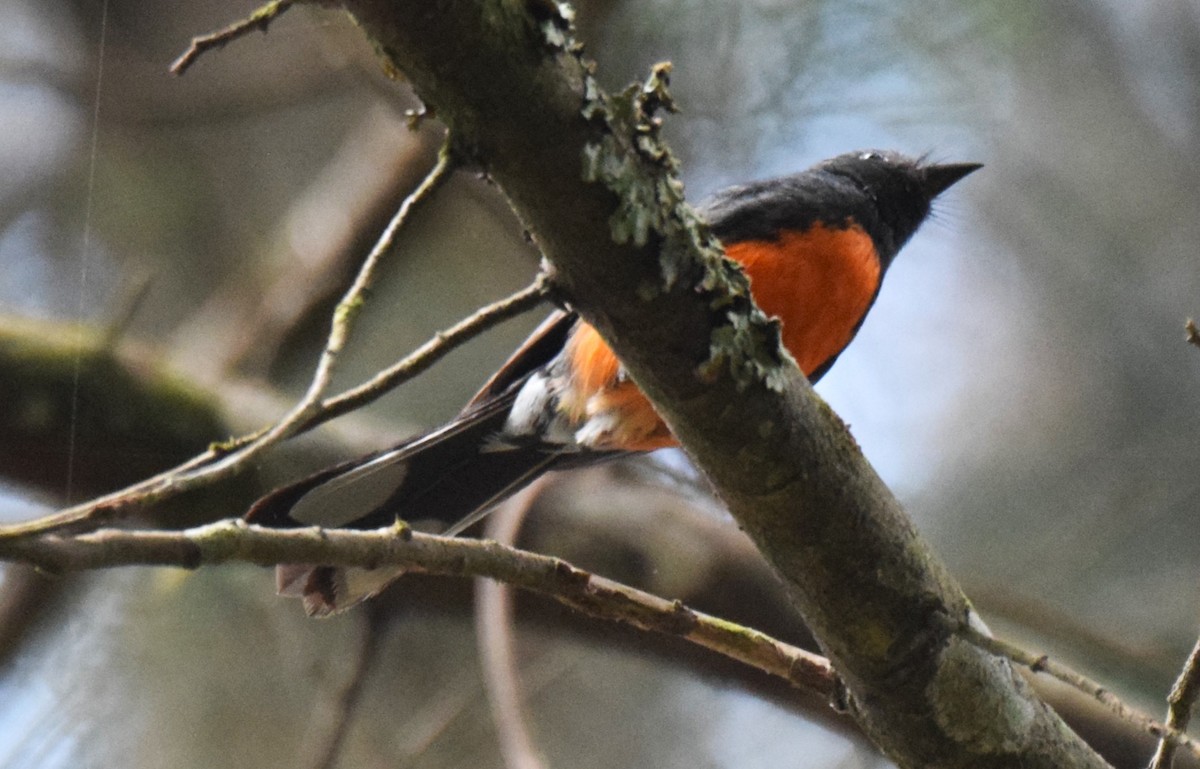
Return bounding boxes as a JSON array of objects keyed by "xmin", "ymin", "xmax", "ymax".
[{"xmin": 247, "ymin": 150, "xmax": 981, "ymax": 615}]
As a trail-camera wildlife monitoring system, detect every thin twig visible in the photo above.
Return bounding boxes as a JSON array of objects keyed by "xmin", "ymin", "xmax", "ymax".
[
  {"xmin": 0, "ymin": 151, "xmax": 545, "ymax": 542},
  {"xmin": 1148, "ymin": 636, "xmax": 1200, "ymax": 769},
  {"xmin": 170, "ymin": 0, "xmax": 295, "ymax": 76},
  {"xmin": 0, "ymin": 522, "xmax": 840, "ymax": 704},
  {"xmin": 217, "ymin": 142, "xmax": 457, "ymax": 463},
  {"xmin": 300, "ymin": 272, "xmax": 549, "ymax": 430},
  {"xmin": 177, "ymin": 109, "xmax": 443, "ymax": 381},
  {"xmin": 959, "ymin": 623, "xmax": 1200, "ymax": 761}
]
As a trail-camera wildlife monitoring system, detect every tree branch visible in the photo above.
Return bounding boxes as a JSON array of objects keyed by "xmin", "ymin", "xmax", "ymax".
[
  {"xmin": 957, "ymin": 624, "xmax": 1200, "ymax": 762},
  {"xmin": 0, "ymin": 523, "xmax": 839, "ymax": 703},
  {"xmin": 170, "ymin": 0, "xmax": 295, "ymax": 76},
  {"xmin": 476, "ymin": 483, "xmax": 552, "ymax": 769},
  {"xmin": 0, "ymin": 317, "xmax": 228, "ymax": 498},
  {"xmin": 1149, "ymin": 636, "xmax": 1200, "ymax": 769}
]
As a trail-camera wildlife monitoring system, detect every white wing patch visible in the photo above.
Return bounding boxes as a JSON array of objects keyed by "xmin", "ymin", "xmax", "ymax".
[
  {"xmin": 501, "ymin": 370, "xmax": 579, "ymax": 447},
  {"xmin": 504, "ymin": 371, "xmax": 554, "ymax": 437}
]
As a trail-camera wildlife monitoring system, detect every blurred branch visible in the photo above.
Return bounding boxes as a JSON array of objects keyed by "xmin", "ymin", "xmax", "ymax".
[
  {"xmin": 958, "ymin": 624, "xmax": 1200, "ymax": 762},
  {"xmin": 170, "ymin": 0, "xmax": 295, "ymax": 76},
  {"xmin": 965, "ymin": 583, "xmax": 1180, "ymax": 674},
  {"xmin": 0, "ymin": 316, "xmax": 228, "ymax": 499},
  {"xmin": 0, "ymin": 314, "xmax": 392, "ymax": 674},
  {"xmin": 298, "ymin": 608, "xmax": 384, "ymax": 769},
  {"xmin": 1149, "ymin": 637, "xmax": 1200, "ymax": 769},
  {"xmin": 0, "ymin": 566, "xmax": 66, "ymax": 672},
  {"xmin": 476, "ymin": 482, "xmax": 550, "ymax": 769},
  {"xmin": 172, "ymin": 109, "xmax": 444, "ymax": 381},
  {"xmin": 0, "ymin": 521, "xmax": 841, "ymax": 704},
  {"xmin": 238, "ymin": 142, "xmax": 455, "ymax": 456}
]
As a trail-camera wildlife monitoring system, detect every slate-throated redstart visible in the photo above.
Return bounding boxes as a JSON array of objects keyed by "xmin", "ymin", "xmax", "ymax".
[{"xmin": 248, "ymin": 150, "xmax": 980, "ymax": 615}]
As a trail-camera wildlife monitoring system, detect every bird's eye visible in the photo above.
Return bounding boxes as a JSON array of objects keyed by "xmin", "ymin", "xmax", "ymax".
[{"xmin": 860, "ymin": 151, "xmax": 881, "ymax": 161}]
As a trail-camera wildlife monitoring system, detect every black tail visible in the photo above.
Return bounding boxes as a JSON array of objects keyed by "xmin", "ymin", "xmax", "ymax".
[
  {"xmin": 246, "ymin": 392, "xmax": 571, "ymax": 535},
  {"xmin": 244, "ymin": 311, "xmax": 599, "ymax": 614},
  {"xmin": 246, "ymin": 393, "xmax": 585, "ymax": 615}
]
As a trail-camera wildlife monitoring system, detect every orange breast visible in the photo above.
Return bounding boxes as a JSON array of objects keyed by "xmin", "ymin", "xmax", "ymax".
[
  {"xmin": 561, "ymin": 221, "xmax": 881, "ymax": 451},
  {"xmin": 726, "ymin": 222, "xmax": 881, "ymax": 375}
]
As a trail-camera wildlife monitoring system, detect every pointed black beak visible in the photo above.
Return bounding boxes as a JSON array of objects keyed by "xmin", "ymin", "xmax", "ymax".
[{"xmin": 922, "ymin": 162, "xmax": 983, "ymax": 198}]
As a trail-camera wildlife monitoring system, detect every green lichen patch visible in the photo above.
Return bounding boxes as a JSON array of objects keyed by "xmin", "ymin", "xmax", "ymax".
[
  {"xmin": 580, "ymin": 62, "xmax": 792, "ymax": 392},
  {"xmin": 529, "ymin": 0, "xmax": 576, "ymax": 51},
  {"xmin": 701, "ymin": 311, "xmax": 791, "ymax": 393}
]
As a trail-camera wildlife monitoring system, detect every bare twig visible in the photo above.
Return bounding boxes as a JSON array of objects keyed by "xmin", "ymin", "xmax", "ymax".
[
  {"xmin": 297, "ymin": 272, "xmax": 548, "ymax": 431},
  {"xmin": 959, "ymin": 623, "xmax": 1200, "ymax": 761},
  {"xmin": 233, "ymin": 142, "xmax": 457, "ymax": 460},
  {"xmin": 0, "ymin": 522, "xmax": 840, "ymax": 704},
  {"xmin": 0, "ymin": 151, "xmax": 552, "ymax": 542},
  {"xmin": 175, "ymin": 109, "xmax": 442, "ymax": 381},
  {"xmin": 1148, "ymin": 637, "xmax": 1200, "ymax": 769},
  {"xmin": 170, "ymin": 0, "xmax": 295, "ymax": 76}
]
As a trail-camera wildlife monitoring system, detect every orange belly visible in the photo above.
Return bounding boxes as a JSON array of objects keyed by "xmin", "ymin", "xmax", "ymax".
[{"xmin": 561, "ymin": 222, "xmax": 881, "ymax": 451}]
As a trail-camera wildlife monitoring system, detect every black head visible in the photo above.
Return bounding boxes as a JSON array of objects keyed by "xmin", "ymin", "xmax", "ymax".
[
  {"xmin": 814, "ymin": 150, "xmax": 981, "ymax": 263},
  {"xmin": 702, "ymin": 151, "xmax": 980, "ymax": 268}
]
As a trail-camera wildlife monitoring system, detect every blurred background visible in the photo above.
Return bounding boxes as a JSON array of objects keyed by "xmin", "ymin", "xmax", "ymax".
[{"xmin": 1, "ymin": 0, "xmax": 1199, "ymax": 767}]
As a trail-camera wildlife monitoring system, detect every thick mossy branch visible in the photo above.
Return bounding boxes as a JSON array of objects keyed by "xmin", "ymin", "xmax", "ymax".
[
  {"xmin": 0, "ymin": 317, "xmax": 227, "ymax": 498},
  {"xmin": 324, "ymin": 1, "xmax": 1111, "ymax": 766}
]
